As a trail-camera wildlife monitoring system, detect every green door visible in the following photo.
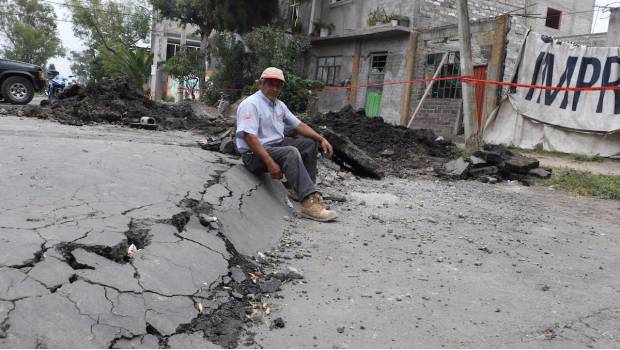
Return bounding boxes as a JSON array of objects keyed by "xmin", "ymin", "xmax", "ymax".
[
  {"xmin": 365, "ymin": 92, "xmax": 382, "ymax": 117},
  {"xmin": 365, "ymin": 52, "xmax": 387, "ymax": 117}
]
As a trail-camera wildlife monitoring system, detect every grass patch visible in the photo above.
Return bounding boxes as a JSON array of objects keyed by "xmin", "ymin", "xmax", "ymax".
[
  {"xmin": 535, "ymin": 169, "xmax": 620, "ymax": 200},
  {"xmin": 448, "ymin": 146, "xmax": 465, "ymax": 159}
]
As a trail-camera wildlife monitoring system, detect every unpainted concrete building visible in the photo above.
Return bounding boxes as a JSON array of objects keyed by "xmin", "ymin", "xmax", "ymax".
[
  {"xmin": 297, "ymin": 0, "xmax": 597, "ymax": 139},
  {"xmin": 149, "ymin": 18, "xmax": 202, "ymax": 101}
]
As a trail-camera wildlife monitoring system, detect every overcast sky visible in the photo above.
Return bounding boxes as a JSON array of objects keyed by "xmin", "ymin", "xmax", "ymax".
[{"xmin": 45, "ymin": 0, "xmax": 617, "ymax": 77}]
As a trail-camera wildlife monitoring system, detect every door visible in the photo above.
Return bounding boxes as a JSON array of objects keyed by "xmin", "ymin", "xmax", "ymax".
[
  {"xmin": 473, "ymin": 65, "xmax": 487, "ymax": 129},
  {"xmin": 365, "ymin": 52, "xmax": 387, "ymax": 117}
]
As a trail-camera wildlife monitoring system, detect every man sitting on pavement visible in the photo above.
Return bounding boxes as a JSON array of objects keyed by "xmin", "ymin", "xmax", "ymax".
[{"xmin": 236, "ymin": 67, "xmax": 338, "ymax": 222}]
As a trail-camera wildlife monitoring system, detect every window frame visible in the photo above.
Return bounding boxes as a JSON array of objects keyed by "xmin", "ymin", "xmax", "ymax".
[
  {"xmin": 426, "ymin": 52, "xmax": 462, "ymax": 99},
  {"xmin": 315, "ymin": 55, "xmax": 342, "ymax": 86}
]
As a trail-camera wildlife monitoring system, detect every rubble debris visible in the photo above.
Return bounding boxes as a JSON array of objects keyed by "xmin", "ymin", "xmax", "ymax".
[
  {"xmin": 18, "ymin": 78, "xmax": 234, "ymax": 134},
  {"xmin": 127, "ymin": 243, "xmax": 138, "ymax": 257},
  {"xmin": 309, "ymin": 105, "xmax": 454, "ymax": 177},
  {"xmin": 230, "ymin": 266, "xmax": 247, "ymax": 283},
  {"xmin": 258, "ymin": 278, "xmax": 283, "ymax": 294},
  {"xmin": 435, "ymin": 144, "xmax": 551, "ymax": 185},
  {"xmin": 272, "ymin": 317, "xmax": 286, "ymax": 329},
  {"xmin": 444, "ymin": 157, "xmax": 470, "ymax": 179},
  {"xmin": 319, "ymin": 127, "xmax": 385, "ymax": 179},
  {"xmin": 529, "ymin": 167, "xmax": 552, "ymax": 178}
]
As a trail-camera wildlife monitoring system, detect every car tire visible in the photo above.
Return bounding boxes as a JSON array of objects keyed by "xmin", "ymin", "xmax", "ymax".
[{"xmin": 1, "ymin": 76, "xmax": 34, "ymax": 105}]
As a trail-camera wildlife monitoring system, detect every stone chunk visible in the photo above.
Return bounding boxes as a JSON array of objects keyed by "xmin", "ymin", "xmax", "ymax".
[
  {"xmin": 230, "ymin": 266, "xmax": 246, "ymax": 283},
  {"xmin": 473, "ymin": 150, "xmax": 505, "ymax": 166},
  {"xmin": 529, "ymin": 167, "xmax": 552, "ymax": 178},
  {"xmin": 505, "ymin": 155, "xmax": 540, "ymax": 174},
  {"xmin": 443, "ymin": 157, "xmax": 470, "ymax": 179},
  {"xmin": 469, "ymin": 166, "xmax": 499, "ymax": 177},
  {"xmin": 469, "ymin": 155, "xmax": 487, "ymax": 166},
  {"xmin": 258, "ymin": 278, "xmax": 282, "ymax": 293}
]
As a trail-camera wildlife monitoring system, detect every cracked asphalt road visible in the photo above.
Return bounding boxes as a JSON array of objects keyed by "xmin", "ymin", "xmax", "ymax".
[
  {"xmin": 248, "ymin": 164, "xmax": 620, "ymax": 348},
  {"xmin": 2, "ymin": 114, "xmax": 620, "ymax": 348},
  {"xmin": 0, "ymin": 116, "xmax": 290, "ymax": 348}
]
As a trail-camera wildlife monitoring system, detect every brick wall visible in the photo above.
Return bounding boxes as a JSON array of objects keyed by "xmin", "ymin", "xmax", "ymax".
[{"xmin": 411, "ymin": 98, "xmax": 462, "ymax": 138}]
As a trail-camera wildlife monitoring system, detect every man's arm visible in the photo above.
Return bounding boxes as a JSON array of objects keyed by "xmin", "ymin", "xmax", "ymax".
[
  {"xmin": 295, "ymin": 122, "xmax": 334, "ymax": 158},
  {"xmin": 244, "ymin": 133, "xmax": 283, "ymax": 179}
]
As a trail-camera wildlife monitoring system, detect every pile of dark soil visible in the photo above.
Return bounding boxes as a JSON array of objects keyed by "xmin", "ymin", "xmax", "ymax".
[
  {"xmin": 21, "ymin": 78, "xmax": 233, "ymax": 134},
  {"xmin": 309, "ymin": 106, "xmax": 455, "ymax": 177}
]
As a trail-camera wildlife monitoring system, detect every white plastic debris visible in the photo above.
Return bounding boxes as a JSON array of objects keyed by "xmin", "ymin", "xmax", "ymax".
[{"xmin": 127, "ymin": 244, "xmax": 138, "ymax": 257}]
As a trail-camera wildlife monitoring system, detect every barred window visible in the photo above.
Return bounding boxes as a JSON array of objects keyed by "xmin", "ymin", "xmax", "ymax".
[
  {"xmin": 426, "ymin": 52, "xmax": 462, "ymax": 99},
  {"xmin": 316, "ymin": 56, "xmax": 342, "ymax": 86}
]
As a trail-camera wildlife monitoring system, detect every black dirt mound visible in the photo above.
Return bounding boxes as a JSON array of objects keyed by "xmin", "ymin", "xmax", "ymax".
[
  {"xmin": 309, "ymin": 106, "xmax": 455, "ymax": 177},
  {"xmin": 22, "ymin": 77, "xmax": 233, "ymax": 133}
]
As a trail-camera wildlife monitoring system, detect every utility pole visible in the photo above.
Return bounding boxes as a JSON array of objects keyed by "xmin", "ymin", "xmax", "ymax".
[{"xmin": 457, "ymin": 0, "xmax": 480, "ymax": 151}]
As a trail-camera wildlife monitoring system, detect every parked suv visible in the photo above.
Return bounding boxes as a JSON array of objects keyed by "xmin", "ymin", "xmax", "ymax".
[{"xmin": 0, "ymin": 58, "xmax": 46, "ymax": 105}]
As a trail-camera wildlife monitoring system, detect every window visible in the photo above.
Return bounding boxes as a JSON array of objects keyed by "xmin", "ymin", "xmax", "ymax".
[
  {"xmin": 166, "ymin": 40, "xmax": 181, "ymax": 60},
  {"xmin": 166, "ymin": 40, "xmax": 200, "ymax": 61},
  {"xmin": 368, "ymin": 52, "xmax": 387, "ymax": 83},
  {"xmin": 545, "ymin": 8, "xmax": 562, "ymax": 29},
  {"xmin": 426, "ymin": 52, "xmax": 462, "ymax": 99},
  {"xmin": 316, "ymin": 56, "xmax": 342, "ymax": 86}
]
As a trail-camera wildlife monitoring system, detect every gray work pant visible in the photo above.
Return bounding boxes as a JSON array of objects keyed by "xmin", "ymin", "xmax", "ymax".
[{"xmin": 242, "ymin": 137, "xmax": 318, "ymax": 201}]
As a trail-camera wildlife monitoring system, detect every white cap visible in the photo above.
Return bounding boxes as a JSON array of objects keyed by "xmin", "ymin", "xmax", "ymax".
[{"xmin": 260, "ymin": 67, "xmax": 286, "ymax": 82}]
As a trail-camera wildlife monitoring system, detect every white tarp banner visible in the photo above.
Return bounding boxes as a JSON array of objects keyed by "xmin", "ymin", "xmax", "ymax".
[{"xmin": 484, "ymin": 32, "xmax": 620, "ymax": 156}]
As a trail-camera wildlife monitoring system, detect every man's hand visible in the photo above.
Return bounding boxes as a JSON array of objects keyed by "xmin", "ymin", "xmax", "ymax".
[
  {"xmin": 266, "ymin": 160, "xmax": 283, "ymax": 179},
  {"xmin": 320, "ymin": 137, "xmax": 334, "ymax": 158}
]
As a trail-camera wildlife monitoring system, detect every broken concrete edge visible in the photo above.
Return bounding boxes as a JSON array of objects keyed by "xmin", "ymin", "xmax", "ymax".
[
  {"xmin": 0, "ymin": 155, "xmax": 296, "ymax": 348},
  {"xmin": 318, "ymin": 127, "xmax": 385, "ymax": 179},
  {"xmin": 434, "ymin": 144, "xmax": 550, "ymax": 184}
]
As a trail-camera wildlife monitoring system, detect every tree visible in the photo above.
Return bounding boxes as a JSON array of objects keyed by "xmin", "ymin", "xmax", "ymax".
[
  {"xmin": 101, "ymin": 46, "xmax": 152, "ymax": 88},
  {"xmin": 0, "ymin": 0, "xmax": 64, "ymax": 66},
  {"xmin": 68, "ymin": 0, "xmax": 151, "ymax": 53},
  {"xmin": 163, "ymin": 47, "xmax": 205, "ymax": 100},
  {"xmin": 149, "ymin": 0, "xmax": 279, "ymax": 51},
  {"xmin": 243, "ymin": 26, "xmax": 310, "ymax": 78},
  {"xmin": 67, "ymin": 0, "xmax": 152, "ymax": 87},
  {"xmin": 69, "ymin": 49, "xmax": 106, "ymax": 84}
]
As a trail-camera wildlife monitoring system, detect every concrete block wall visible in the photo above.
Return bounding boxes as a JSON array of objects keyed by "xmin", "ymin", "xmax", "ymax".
[
  {"xmin": 415, "ymin": 0, "xmax": 523, "ymax": 29},
  {"xmin": 355, "ymin": 35, "xmax": 410, "ymax": 124},
  {"xmin": 554, "ymin": 33, "xmax": 608, "ymax": 47},
  {"xmin": 413, "ymin": 98, "xmax": 462, "ymax": 138},
  {"xmin": 407, "ymin": 18, "xmax": 497, "ymax": 137}
]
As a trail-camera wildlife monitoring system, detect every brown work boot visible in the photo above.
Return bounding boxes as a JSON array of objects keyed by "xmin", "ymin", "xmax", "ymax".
[{"xmin": 301, "ymin": 193, "xmax": 338, "ymax": 222}]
